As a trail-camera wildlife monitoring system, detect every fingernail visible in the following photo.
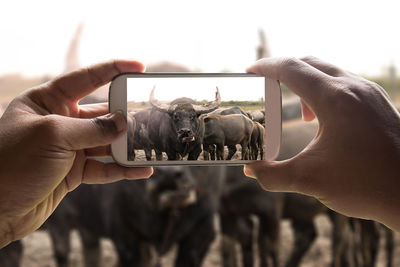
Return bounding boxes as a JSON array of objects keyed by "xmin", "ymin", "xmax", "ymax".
[
  {"xmin": 107, "ymin": 110, "xmax": 126, "ymax": 132},
  {"xmin": 244, "ymin": 165, "xmax": 256, "ymax": 178}
]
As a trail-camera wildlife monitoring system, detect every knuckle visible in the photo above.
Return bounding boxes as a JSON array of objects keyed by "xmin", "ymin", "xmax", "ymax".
[
  {"xmin": 333, "ymin": 77, "xmax": 386, "ymax": 106},
  {"xmin": 280, "ymin": 57, "xmax": 300, "ymax": 69},
  {"xmin": 85, "ymin": 66, "xmax": 104, "ymax": 89},
  {"xmin": 328, "ymin": 78, "xmax": 363, "ymax": 106},
  {"xmin": 35, "ymin": 115, "xmax": 63, "ymax": 142},
  {"xmin": 278, "ymin": 57, "xmax": 303, "ymax": 77}
]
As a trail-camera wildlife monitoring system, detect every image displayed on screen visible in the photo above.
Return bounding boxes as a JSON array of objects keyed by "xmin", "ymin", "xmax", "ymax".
[{"xmin": 127, "ymin": 76, "xmax": 265, "ymax": 162}]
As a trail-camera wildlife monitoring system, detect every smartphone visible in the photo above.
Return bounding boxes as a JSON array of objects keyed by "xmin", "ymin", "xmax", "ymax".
[{"xmin": 109, "ymin": 73, "xmax": 281, "ymax": 166}]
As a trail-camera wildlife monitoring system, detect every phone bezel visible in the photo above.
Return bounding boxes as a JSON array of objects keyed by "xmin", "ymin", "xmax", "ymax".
[{"xmin": 109, "ymin": 73, "xmax": 281, "ymax": 166}]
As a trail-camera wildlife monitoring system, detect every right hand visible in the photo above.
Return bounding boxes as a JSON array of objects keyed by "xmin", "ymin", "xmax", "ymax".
[{"xmin": 245, "ymin": 57, "xmax": 400, "ymax": 231}]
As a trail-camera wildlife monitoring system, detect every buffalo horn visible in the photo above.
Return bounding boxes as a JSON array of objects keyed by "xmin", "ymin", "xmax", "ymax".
[
  {"xmin": 150, "ymin": 86, "xmax": 221, "ymax": 114},
  {"xmin": 192, "ymin": 87, "xmax": 221, "ymax": 114},
  {"xmin": 149, "ymin": 86, "xmax": 173, "ymax": 113}
]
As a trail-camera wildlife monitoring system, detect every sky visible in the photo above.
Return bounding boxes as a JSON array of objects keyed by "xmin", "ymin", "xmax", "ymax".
[
  {"xmin": 127, "ymin": 76, "xmax": 265, "ymax": 102},
  {"xmin": 0, "ymin": 0, "xmax": 399, "ymax": 77}
]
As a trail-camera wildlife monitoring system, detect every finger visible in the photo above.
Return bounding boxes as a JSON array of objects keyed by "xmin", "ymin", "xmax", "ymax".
[
  {"xmin": 79, "ymin": 102, "xmax": 108, "ymax": 118},
  {"xmin": 83, "ymin": 159, "xmax": 153, "ymax": 184},
  {"xmin": 244, "ymin": 158, "xmax": 317, "ymax": 195},
  {"xmin": 49, "ymin": 60, "xmax": 145, "ymax": 102},
  {"xmin": 59, "ymin": 111, "xmax": 126, "ymax": 150},
  {"xmin": 300, "ymin": 56, "xmax": 348, "ymax": 77},
  {"xmin": 300, "ymin": 99, "xmax": 316, "ymax": 122},
  {"xmin": 85, "ymin": 145, "xmax": 111, "ymax": 157},
  {"xmin": 246, "ymin": 57, "xmax": 334, "ymax": 114},
  {"xmin": 244, "ymin": 160, "xmax": 298, "ymax": 192}
]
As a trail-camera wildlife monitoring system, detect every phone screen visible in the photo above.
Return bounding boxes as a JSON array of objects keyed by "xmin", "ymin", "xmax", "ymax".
[{"xmin": 126, "ymin": 75, "xmax": 265, "ymax": 163}]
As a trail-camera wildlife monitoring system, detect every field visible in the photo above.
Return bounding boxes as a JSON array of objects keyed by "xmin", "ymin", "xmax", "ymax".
[
  {"xmin": 19, "ymin": 215, "xmax": 400, "ymax": 266},
  {"xmin": 128, "ymin": 101, "xmax": 264, "ymax": 111}
]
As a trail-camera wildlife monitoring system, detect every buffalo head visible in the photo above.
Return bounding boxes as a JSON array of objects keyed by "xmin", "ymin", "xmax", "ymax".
[{"xmin": 150, "ymin": 86, "xmax": 221, "ymax": 143}]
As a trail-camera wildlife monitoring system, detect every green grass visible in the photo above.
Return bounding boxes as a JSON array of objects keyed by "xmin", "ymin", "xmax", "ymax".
[{"xmin": 128, "ymin": 101, "xmax": 264, "ymax": 111}]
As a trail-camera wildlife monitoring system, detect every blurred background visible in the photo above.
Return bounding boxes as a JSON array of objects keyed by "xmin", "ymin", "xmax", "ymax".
[
  {"xmin": 1, "ymin": 0, "xmax": 399, "ymax": 266},
  {"xmin": 1, "ymin": 0, "xmax": 399, "ymax": 105}
]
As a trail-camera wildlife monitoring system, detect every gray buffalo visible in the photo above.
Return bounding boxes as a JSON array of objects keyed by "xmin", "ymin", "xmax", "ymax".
[
  {"xmin": 248, "ymin": 109, "xmax": 265, "ymax": 125},
  {"xmin": 204, "ymin": 106, "xmax": 253, "ymax": 160},
  {"xmin": 127, "ymin": 109, "xmax": 156, "ymax": 161},
  {"xmin": 250, "ymin": 121, "xmax": 265, "ymax": 160},
  {"xmin": 148, "ymin": 87, "xmax": 221, "ymax": 160},
  {"xmin": 127, "ymin": 111, "xmax": 137, "ymax": 161},
  {"xmin": 203, "ymin": 114, "xmax": 254, "ymax": 160},
  {"xmin": 211, "ymin": 106, "xmax": 251, "ymax": 118}
]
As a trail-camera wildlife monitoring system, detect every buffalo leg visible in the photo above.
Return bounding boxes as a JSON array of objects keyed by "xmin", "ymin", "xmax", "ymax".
[
  {"xmin": 240, "ymin": 143, "xmax": 250, "ymax": 160},
  {"xmin": 166, "ymin": 150, "xmax": 178, "ymax": 160},
  {"xmin": 203, "ymin": 144, "xmax": 216, "ymax": 160},
  {"xmin": 112, "ymin": 230, "xmax": 146, "ymax": 267},
  {"xmin": 384, "ymin": 225, "xmax": 394, "ymax": 267},
  {"xmin": 47, "ymin": 226, "xmax": 70, "ymax": 267},
  {"xmin": 259, "ymin": 145, "xmax": 264, "ymax": 160},
  {"xmin": 284, "ymin": 221, "xmax": 316, "ymax": 267},
  {"xmin": 221, "ymin": 235, "xmax": 239, "ymax": 267},
  {"xmin": 0, "ymin": 240, "xmax": 23, "ymax": 267},
  {"xmin": 259, "ymin": 215, "xmax": 280, "ymax": 267},
  {"xmin": 210, "ymin": 145, "xmax": 216, "ymax": 160},
  {"xmin": 252, "ymin": 145, "xmax": 258, "ymax": 160},
  {"xmin": 203, "ymin": 144, "xmax": 210, "ymax": 160},
  {"xmin": 79, "ymin": 228, "xmax": 101, "ymax": 267},
  {"xmin": 155, "ymin": 149, "xmax": 163, "ymax": 161},
  {"xmin": 226, "ymin": 145, "xmax": 237, "ymax": 160},
  {"xmin": 220, "ymin": 215, "xmax": 254, "ymax": 267},
  {"xmin": 359, "ymin": 220, "xmax": 379, "ymax": 267},
  {"xmin": 216, "ymin": 144, "xmax": 225, "ymax": 160},
  {"xmin": 128, "ymin": 150, "xmax": 135, "ymax": 161},
  {"xmin": 188, "ymin": 144, "xmax": 202, "ymax": 160},
  {"xmin": 144, "ymin": 149, "xmax": 152, "ymax": 161},
  {"xmin": 239, "ymin": 218, "xmax": 254, "ymax": 267},
  {"xmin": 175, "ymin": 216, "xmax": 216, "ymax": 267},
  {"xmin": 329, "ymin": 212, "xmax": 355, "ymax": 267}
]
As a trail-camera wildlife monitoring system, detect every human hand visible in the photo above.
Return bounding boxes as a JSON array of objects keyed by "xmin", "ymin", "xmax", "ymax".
[
  {"xmin": 244, "ymin": 57, "xmax": 400, "ymax": 231},
  {"xmin": 0, "ymin": 60, "xmax": 153, "ymax": 248}
]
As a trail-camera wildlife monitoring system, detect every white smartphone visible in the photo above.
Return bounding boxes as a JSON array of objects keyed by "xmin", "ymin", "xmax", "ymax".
[{"xmin": 109, "ymin": 73, "xmax": 281, "ymax": 166}]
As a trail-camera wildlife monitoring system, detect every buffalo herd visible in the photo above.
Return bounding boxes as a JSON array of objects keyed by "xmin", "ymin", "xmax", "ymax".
[
  {"xmin": 1, "ymin": 101, "xmax": 396, "ymax": 267},
  {"xmin": 127, "ymin": 87, "xmax": 265, "ymax": 162}
]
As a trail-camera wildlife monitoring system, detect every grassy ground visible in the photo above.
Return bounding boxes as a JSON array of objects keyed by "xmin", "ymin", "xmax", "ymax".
[{"xmin": 127, "ymin": 101, "xmax": 264, "ymax": 111}]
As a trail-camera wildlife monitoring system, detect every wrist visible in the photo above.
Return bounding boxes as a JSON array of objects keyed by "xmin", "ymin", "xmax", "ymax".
[{"xmin": 0, "ymin": 218, "xmax": 13, "ymax": 249}]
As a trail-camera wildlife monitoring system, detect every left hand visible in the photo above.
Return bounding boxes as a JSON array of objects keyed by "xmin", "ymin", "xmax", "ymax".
[{"xmin": 0, "ymin": 60, "xmax": 153, "ymax": 248}]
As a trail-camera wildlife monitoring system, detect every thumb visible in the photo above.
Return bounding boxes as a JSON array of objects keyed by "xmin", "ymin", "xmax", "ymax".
[
  {"xmin": 61, "ymin": 111, "xmax": 127, "ymax": 150},
  {"xmin": 244, "ymin": 159, "xmax": 310, "ymax": 193}
]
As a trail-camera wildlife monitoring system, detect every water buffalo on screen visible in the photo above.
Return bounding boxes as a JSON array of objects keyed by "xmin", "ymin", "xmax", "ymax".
[
  {"xmin": 203, "ymin": 114, "xmax": 254, "ymax": 160},
  {"xmin": 127, "ymin": 108, "xmax": 157, "ymax": 161},
  {"xmin": 148, "ymin": 87, "xmax": 221, "ymax": 160},
  {"xmin": 204, "ymin": 106, "xmax": 254, "ymax": 160},
  {"xmin": 248, "ymin": 109, "xmax": 265, "ymax": 125},
  {"xmin": 210, "ymin": 106, "xmax": 251, "ymax": 118},
  {"xmin": 250, "ymin": 121, "xmax": 265, "ymax": 160},
  {"xmin": 127, "ymin": 111, "xmax": 137, "ymax": 161}
]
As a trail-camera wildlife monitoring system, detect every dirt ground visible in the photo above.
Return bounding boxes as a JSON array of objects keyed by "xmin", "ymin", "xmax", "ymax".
[
  {"xmin": 133, "ymin": 145, "xmax": 245, "ymax": 162},
  {"xmin": 19, "ymin": 215, "xmax": 400, "ymax": 267}
]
